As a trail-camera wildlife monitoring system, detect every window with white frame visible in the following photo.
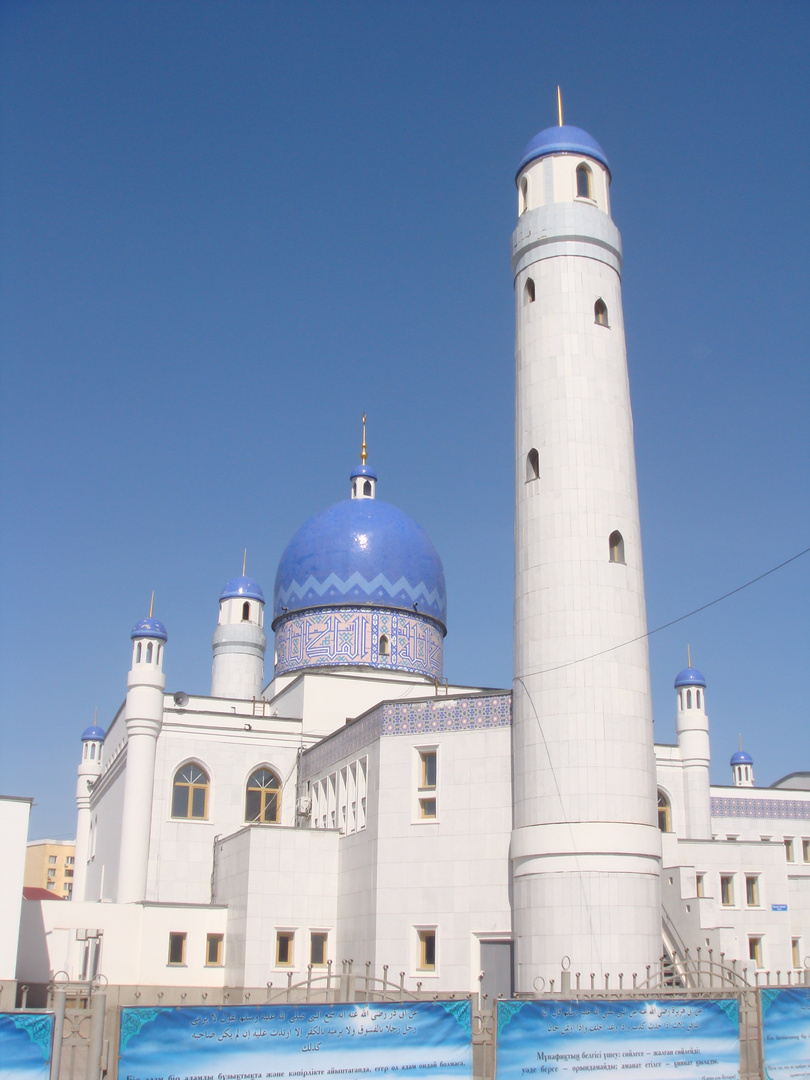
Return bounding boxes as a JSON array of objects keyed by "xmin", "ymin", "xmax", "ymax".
[
  {"xmin": 417, "ymin": 747, "xmax": 437, "ymax": 820},
  {"xmin": 745, "ymin": 875, "xmax": 760, "ymax": 907},
  {"xmin": 720, "ymin": 875, "xmax": 735, "ymax": 907},
  {"xmin": 416, "ymin": 927, "xmax": 436, "ymax": 972}
]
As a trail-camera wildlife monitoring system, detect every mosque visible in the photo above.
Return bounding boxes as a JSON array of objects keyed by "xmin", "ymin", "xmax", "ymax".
[{"xmin": 15, "ymin": 117, "xmax": 810, "ymax": 1000}]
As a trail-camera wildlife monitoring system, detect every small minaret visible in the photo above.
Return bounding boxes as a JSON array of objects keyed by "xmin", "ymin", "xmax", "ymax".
[
  {"xmin": 675, "ymin": 653, "xmax": 711, "ymax": 839},
  {"xmin": 72, "ymin": 716, "xmax": 104, "ymax": 902},
  {"xmin": 350, "ymin": 413, "xmax": 377, "ymax": 500},
  {"xmin": 731, "ymin": 741, "xmax": 755, "ymax": 787},
  {"xmin": 116, "ymin": 599, "xmax": 166, "ymax": 904},
  {"xmin": 211, "ymin": 552, "xmax": 267, "ymax": 699}
]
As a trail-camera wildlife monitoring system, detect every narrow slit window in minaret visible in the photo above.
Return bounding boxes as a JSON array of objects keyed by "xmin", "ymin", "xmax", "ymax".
[
  {"xmin": 526, "ymin": 448, "xmax": 539, "ymax": 482},
  {"xmin": 379, "ymin": 634, "xmax": 390, "ymax": 657},
  {"xmin": 242, "ymin": 601, "xmax": 250, "ymax": 621},
  {"xmin": 608, "ymin": 530, "xmax": 625, "ymax": 564},
  {"xmin": 146, "ymin": 642, "xmax": 153, "ymax": 663},
  {"xmin": 594, "ymin": 298, "xmax": 608, "ymax": 325},
  {"xmin": 524, "ymin": 278, "xmax": 535, "ymax": 304},
  {"xmin": 364, "ymin": 480, "xmax": 372, "ymax": 496},
  {"xmin": 519, "ymin": 176, "xmax": 528, "ymax": 215},
  {"xmin": 576, "ymin": 163, "xmax": 592, "ymax": 199}
]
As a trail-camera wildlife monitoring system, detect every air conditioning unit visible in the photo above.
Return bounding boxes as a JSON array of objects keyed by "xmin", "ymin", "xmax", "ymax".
[{"xmin": 297, "ymin": 796, "xmax": 312, "ymax": 816}]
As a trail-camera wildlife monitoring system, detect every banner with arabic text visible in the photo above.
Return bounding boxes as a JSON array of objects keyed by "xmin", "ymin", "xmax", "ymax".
[
  {"xmin": 0, "ymin": 1012, "xmax": 54, "ymax": 1080},
  {"xmin": 495, "ymin": 999, "xmax": 739, "ymax": 1080},
  {"xmin": 761, "ymin": 987, "xmax": 810, "ymax": 1080},
  {"xmin": 118, "ymin": 1002, "xmax": 471, "ymax": 1080}
]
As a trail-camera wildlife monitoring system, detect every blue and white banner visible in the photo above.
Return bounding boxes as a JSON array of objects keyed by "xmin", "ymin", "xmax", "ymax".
[
  {"xmin": 495, "ymin": 1000, "xmax": 739, "ymax": 1080},
  {"xmin": 118, "ymin": 1002, "xmax": 471, "ymax": 1080},
  {"xmin": 761, "ymin": 987, "xmax": 810, "ymax": 1080},
  {"xmin": 0, "ymin": 1012, "xmax": 54, "ymax": 1080}
]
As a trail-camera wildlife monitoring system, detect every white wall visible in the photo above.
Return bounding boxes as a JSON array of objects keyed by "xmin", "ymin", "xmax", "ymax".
[{"xmin": 0, "ymin": 796, "xmax": 32, "ymax": 982}]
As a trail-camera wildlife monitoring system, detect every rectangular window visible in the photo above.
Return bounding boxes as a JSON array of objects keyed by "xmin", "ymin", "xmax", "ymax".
[
  {"xmin": 417, "ymin": 748, "xmax": 437, "ymax": 820},
  {"xmin": 167, "ymin": 932, "xmax": 187, "ymax": 966},
  {"xmin": 47, "ymin": 867, "xmax": 56, "ymax": 878},
  {"xmin": 48, "ymin": 855, "xmax": 57, "ymax": 864},
  {"xmin": 276, "ymin": 931, "xmax": 294, "ymax": 967},
  {"xmin": 695, "ymin": 874, "xmax": 705, "ymax": 898},
  {"xmin": 310, "ymin": 932, "xmax": 328, "ymax": 967},
  {"xmin": 418, "ymin": 929, "xmax": 436, "ymax": 971},
  {"xmin": 65, "ymin": 869, "xmax": 74, "ymax": 878},
  {"xmin": 720, "ymin": 875, "xmax": 734, "ymax": 906},
  {"xmin": 748, "ymin": 936, "xmax": 763, "ymax": 968},
  {"xmin": 803, "ymin": 839, "xmax": 810, "ymax": 863},
  {"xmin": 46, "ymin": 881, "xmax": 55, "ymax": 890},
  {"xmin": 66, "ymin": 856, "xmax": 75, "ymax": 865},
  {"xmin": 206, "ymin": 933, "xmax": 224, "ymax": 966},
  {"xmin": 746, "ymin": 875, "xmax": 759, "ymax": 906},
  {"xmin": 793, "ymin": 939, "xmax": 801, "ymax": 969},
  {"xmin": 785, "ymin": 838, "xmax": 795, "ymax": 862}
]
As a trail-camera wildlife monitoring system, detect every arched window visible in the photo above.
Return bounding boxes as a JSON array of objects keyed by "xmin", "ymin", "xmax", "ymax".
[
  {"xmin": 658, "ymin": 791, "xmax": 672, "ymax": 833},
  {"xmin": 696, "ymin": 689, "xmax": 702, "ymax": 709},
  {"xmin": 172, "ymin": 764, "xmax": 209, "ymax": 820},
  {"xmin": 526, "ymin": 448, "xmax": 539, "ymax": 481},
  {"xmin": 687, "ymin": 689, "xmax": 693, "ymax": 708},
  {"xmin": 363, "ymin": 480, "xmax": 372, "ymax": 496},
  {"xmin": 157, "ymin": 644, "xmax": 162, "ymax": 664},
  {"xmin": 245, "ymin": 768, "xmax": 281, "ymax": 824},
  {"xmin": 379, "ymin": 634, "xmax": 390, "ymax": 657},
  {"xmin": 146, "ymin": 642, "xmax": 153, "ymax": 663},
  {"xmin": 90, "ymin": 743, "xmax": 95, "ymax": 760},
  {"xmin": 576, "ymin": 163, "xmax": 592, "ymax": 199},
  {"xmin": 608, "ymin": 530, "xmax": 625, "ymax": 564},
  {"xmin": 136, "ymin": 642, "xmax": 142, "ymax": 663},
  {"xmin": 242, "ymin": 601, "xmax": 250, "ymax": 621},
  {"xmin": 524, "ymin": 277, "xmax": 535, "ymax": 304},
  {"xmin": 678, "ymin": 689, "xmax": 683, "ymax": 711},
  {"xmin": 594, "ymin": 299, "xmax": 608, "ymax": 326},
  {"xmin": 519, "ymin": 175, "xmax": 528, "ymax": 215}
]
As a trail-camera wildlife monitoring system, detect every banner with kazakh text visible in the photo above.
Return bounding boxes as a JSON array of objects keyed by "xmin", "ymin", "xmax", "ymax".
[
  {"xmin": 495, "ymin": 1000, "xmax": 739, "ymax": 1080},
  {"xmin": 761, "ymin": 987, "xmax": 810, "ymax": 1080},
  {"xmin": 118, "ymin": 1002, "xmax": 472, "ymax": 1080},
  {"xmin": 0, "ymin": 1012, "xmax": 54, "ymax": 1080}
]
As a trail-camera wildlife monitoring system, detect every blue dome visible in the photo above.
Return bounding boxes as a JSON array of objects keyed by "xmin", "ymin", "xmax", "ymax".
[
  {"xmin": 674, "ymin": 667, "xmax": 706, "ymax": 688},
  {"xmin": 131, "ymin": 617, "xmax": 168, "ymax": 641},
  {"xmin": 731, "ymin": 749, "xmax": 753, "ymax": 766},
  {"xmin": 517, "ymin": 124, "xmax": 610, "ymax": 179},
  {"xmin": 273, "ymin": 498, "xmax": 446, "ymax": 630},
  {"xmin": 220, "ymin": 576, "xmax": 265, "ymax": 602},
  {"xmin": 81, "ymin": 725, "xmax": 106, "ymax": 742},
  {"xmin": 350, "ymin": 464, "xmax": 378, "ymax": 480}
]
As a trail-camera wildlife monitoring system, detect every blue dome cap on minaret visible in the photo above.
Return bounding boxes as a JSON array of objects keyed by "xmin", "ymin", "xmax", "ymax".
[
  {"xmin": 516, "ymin": 124, "xmax": 610, "ymax": 179},
  {"xmin": 220, "ymin": 576, "xmax": 265, "ymax": 602},
  {"xmin": 273, "ymin": 494, "xmax": 447, "ymax": 631},
  {"xmin": 81, "ymin": 725, "xmax": 106, "ymax": 742},
  {"xmin": 350, "ymin": 464, "xmax": 378, "ymax": 480},
  {"xmin": 131, "ymin": 616, "xmax": 168, "ymax": 641},
  {"xmin": 674, "ymin": 667, "xmax": 706, "ymax": 688},
  {"xmin": 730, "ymin": 749, "xmax": 753, "ymax": 766}
]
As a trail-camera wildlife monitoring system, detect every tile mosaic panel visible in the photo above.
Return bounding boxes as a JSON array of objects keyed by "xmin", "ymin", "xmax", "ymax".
[
  {"xmin": 711, "ymin": 796, "xmax": 810, "ymax": 820},
  {"xmin": 274, "ymin": 607, "xmax": 443, "ymax": 679}
]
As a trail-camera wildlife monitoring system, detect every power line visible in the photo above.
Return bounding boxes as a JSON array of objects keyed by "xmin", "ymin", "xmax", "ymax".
[{"xmin": 519, "ymin": 543, "xmax": 810, "ymax": 680}]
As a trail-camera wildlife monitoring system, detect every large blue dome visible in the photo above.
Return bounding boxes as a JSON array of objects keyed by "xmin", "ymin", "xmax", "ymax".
[
  {"xmin": 516, "ymin": 124, "xmax": 610, "ymax": 179},
  {"xmin": 273, "ymin": 499, "xmax": 447, "ymax": 631}
]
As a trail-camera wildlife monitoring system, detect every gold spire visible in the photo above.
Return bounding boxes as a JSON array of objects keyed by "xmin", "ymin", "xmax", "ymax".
[
  {"xmin": 242, "ymin": 548, "xmax": 247, "ymax": 576},
  {"xmin": 557, "ymin": 86, "xmax": 563, "ymax": 127},
  {"xmin": 687, "ymin": 643, "xmax": 691, "ymax": 668},
  {"xmin": 149, "ymin": 590, "xmax": 154, "ymax": 618},
  {"xmin": 360, "ymin": 412, "xmax": 368, "ymax": 465},
  {"xmin": 739, "ymin": 733, "xmax": 743, "ymax": 751}
]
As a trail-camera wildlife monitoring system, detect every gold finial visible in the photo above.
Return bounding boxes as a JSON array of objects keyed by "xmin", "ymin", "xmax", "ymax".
[
  {"xmin": 687, "ymin": 643, "xmax": 691, "ymax": 668},
  {"xmin": 149, "ymin": 590, "xmax": 154, "ymax": 618},
  {"xmin": 242, "ymin": 548, "xmax": 247, "ymax": 576},
  {"xmin": 360, "ymin": 412, "xmax": 368, "ymax": 465},
  {"xmin": 94, "ymin": 707, "xmax": 97, "ymax": 725},
  {"xmin": 739, "ymin": 733, "xmax": 743, "ymax": 751},
  {"xmin": 557, "ymin": 86, "xmax": 563, "ymax": 127}
]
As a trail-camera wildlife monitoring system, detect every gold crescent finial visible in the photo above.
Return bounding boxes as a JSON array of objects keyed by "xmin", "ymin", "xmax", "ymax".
[
  {"xmin": 687, "ymin": 643, "xmax": 691, "ymax": 668},
  {"xmin": 149, "ymin": 590, "xmax": 154, "ymax": 618},
  {"xmin": 557, "ymin": 86, "xmax": 563, "ymax": 127},
  {"xmin": 361, "ymin": 412, "xmax": 368, "ymax": 465},
  {"xmin": 242, "ymin": 548, "xmax": 247, "ymax": 576}
]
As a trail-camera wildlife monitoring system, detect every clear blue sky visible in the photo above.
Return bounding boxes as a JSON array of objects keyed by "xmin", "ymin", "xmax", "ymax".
[{"xmin": 1, "ymin": 1, "xmax": 808, "ymax": 839}]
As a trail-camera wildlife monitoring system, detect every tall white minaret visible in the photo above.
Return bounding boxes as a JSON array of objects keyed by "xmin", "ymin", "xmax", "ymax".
[
  {"xmin": 211, "ymin": 556, "xmax": 266, "ymax": 699},
  {"xmin": 675, "ymin": 659, "xmax": 711, "ymax": 837},
  {"xmin": 72, "ymin": 718, "xmax": 104, "ymax": 901},
  {"xmin": 511, "ymin": 105, "xmax": 662, "ymax": 989},
  {"xmin": 116, "ymin": 606, "xmax": 166, "ymax": 904}
]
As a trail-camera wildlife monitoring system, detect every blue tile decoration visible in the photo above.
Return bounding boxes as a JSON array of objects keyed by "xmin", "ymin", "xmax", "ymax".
[
  {"xmin": 302, "ymin": 691, "xmax": 512, "ymax": 778},
  {"xmin": 711, "ymin": 796, "xmax": 810, "ymax": 820},
  {"xmin": 274, "ymin": 607, "xmax": 443, "ymax": 678}
]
